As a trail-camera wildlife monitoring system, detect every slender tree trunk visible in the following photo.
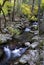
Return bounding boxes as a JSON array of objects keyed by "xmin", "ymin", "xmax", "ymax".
[
  {"xmin": 38, "ymin": 0, "xmax": 41, "ymax": 34},
  {"xmin": 31, "ymin": 0, "xmax": 35, "ymax": 13},
  {"xmin": 43, "ymin": 11, "xmax": 44, "ymax": 20},
  {"xmin": 0, "ymin": 16, "xmax": 1, "ymax": 31},
  {"xmin": 17, "ymin": 0, "xmax": 22, "ymax": 14},
  {"xmin": 0, "ymin": 18, "xmax": 1, "ymax": 31},
  {"xmin": 0, "ymin": 0, "xmax": 9, "ymax": 31},
  {"xmin": 12, "ymin": 0, "xmax": 16, "ymax": 22},
  {"xmin": 2, "ymin": 9, "xmax": 7, "ymax": 28}
]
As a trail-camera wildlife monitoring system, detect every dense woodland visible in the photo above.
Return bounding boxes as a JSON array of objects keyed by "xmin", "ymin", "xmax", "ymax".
[{"xmin": 0, "ymin": 0, "xmax": 44, "ymax": 65}]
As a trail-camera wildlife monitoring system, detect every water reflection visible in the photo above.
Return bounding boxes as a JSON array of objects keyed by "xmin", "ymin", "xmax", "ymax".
[
  {"xmin": 4, "ymin": 46, "xmax": 28, "ymax": 58},
  {"xmin": 0, "ymin": 46, "xmax": 28, "ymax": 65},
  {"xmin": 24, "ymin": 27, "xmax": 31, "ymax": 32}
]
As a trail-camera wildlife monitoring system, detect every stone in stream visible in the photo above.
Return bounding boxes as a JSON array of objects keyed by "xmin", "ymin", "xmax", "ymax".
[
  {"xmin": 33, "ymin": 22, "xmax": 38, "ymax": 25},
  {"xmin": 14, "ymin": 32, "xmax": 34, "ymax": 42},
  {"xmin": 19, "ymin": 55, "xmax": 30, "ymax": 64},
  {"xmin": 32, "ymin": 36, "xmax": 38, "ymax": 41},
  {"xmin": 0, "ymin": 34, "xmax": 12, "ymax": 43},
  {"xmin": 19, "ymin": 50, "xmax": 39, "ymax": 64},
  {"xmin": 14, "ymin": 62, "xmax": 19, "ymax": 65},
  {"xmin": 40, "ymin": 50, "xmax": 44, "ymax": 60},
  {"xmin": 25, "ymin": 41, "xmax": 39, "ymax": 48},
  {"xmin": 28, "ymin": 61, "xmax": 36, "ymax": 65},
  {"xmin": 25, "ymin": 42, "xmax": 31, "ymax": 47},
  {"xmin": 31, "ymin": 22, "xmax": 38, "ymax": 31},
  {"xmin": 2, "ymin": 28, "xmax": 8, "ymax": 33},
  {"xmin": 24, "ymin": 27, "xmax": 31, "ymax": 32},
  {"xmin": 34, "ymin": 30, "xmax": 39, "ymax": 35},
  {"xmin": 41, "ymin": 61, "xmax": 44, "ymax": 65},
  {"xmin": 30, "ymin": 42, "xmax": 39, "ymax": 49}
]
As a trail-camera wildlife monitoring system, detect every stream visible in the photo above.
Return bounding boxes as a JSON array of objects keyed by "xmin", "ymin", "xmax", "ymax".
[{"xmin": 0, "ymin": 20, "xmax": 44, "ymax": 65}]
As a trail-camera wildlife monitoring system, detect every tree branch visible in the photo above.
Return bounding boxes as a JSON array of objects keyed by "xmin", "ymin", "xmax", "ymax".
[{"xmin": 2, "ymin": 0, "xmax": 8, "ymax": 7}]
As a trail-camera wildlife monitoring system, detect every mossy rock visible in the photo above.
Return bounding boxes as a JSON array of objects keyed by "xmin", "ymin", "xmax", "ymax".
[
  {"xmin": 7, "ymin": 27, "xmax": 21, "ymax": 36},
  {"xmin": 39, "ymin": 40, "xmax": 44, "ymax": 49}
]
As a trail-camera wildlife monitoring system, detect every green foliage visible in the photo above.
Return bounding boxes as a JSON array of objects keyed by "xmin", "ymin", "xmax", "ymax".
[
  {"xmin": 33, "ymin": 6, "xmax": 38, "ymax": 15},
  {"xmin": 0, "ymin": 0, "xmax": 3, "ymax": 5},
  {"xmin": 7, "ymin": 27, "xmax": 20, "ymax": 36},
  {"xmin": 21, "ymin": 3, "xmax": 38, "ymax": 22},
  {"xmin": 21, "ymin": 3, "xmax": 31, "ymax": 17},
  {"xmin": 41, "ymin": 0, "xmax": 44, "ymax": 11},
  {"xmin": 30, "ymin": 16, "xmax": 38, "ymax": 21},
  {"xmin": 0, "ymin": 0, "xmax": 14, "ymax": 15}
]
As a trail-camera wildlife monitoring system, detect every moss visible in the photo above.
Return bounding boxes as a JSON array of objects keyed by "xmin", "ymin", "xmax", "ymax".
[
  {"xmin": 39, "ymin": 40, "xmax": 44, "ymax": 49},
  {"xmin": 7, "ymin": 27, "xmax": 21, "ymax": 36}
]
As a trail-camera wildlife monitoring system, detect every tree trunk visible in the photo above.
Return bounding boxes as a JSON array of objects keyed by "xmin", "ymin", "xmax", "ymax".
[
  {"xmin": 12, "ymin": 0, "xmax": 16, "ymax": 22},
  {"xmin": 0, "ymin": 0, "xmax": 9, "ymax": 31},
  {"xmin": 38, "ymin": 0, "xmax": 41, "ymax": 34},
  {"xmin": 0, "ymin": 16, "xmax": 1, "ymax": 31},
  {"xmin": 0, "ymin": 5, "xmax": 2, "ymax": 31},
  {"xmin": 17, "ymin": 0, "xmax": 22, "ymax": 14},
  {"xmin": 31, "ymin": 0, "xmax": 35, "ymax": 13},
  {"xmin": 2, "ymin": 9, "xmax": 7, "ymax": 28}
]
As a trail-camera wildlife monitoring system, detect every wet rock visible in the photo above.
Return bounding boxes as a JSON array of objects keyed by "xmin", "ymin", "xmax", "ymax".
[
  {"xmin": 34, "ymin": 30, "xmax": 39, "ymax": 35},
  {"xmin": 33, "ymin": 22, "xmax": 38, "ymax": 25},
  {"xmin": 15, "ymin": 17, "xmax": 20, "ymax": 22},
  {"xmin": 28, "ymin": 61, "xmax": 36, "ymax": 65},
  {"xmin": 40, "ymin": 50, "xmax": 44, "ymax": 59},
  {"xmin": 2, "ymin": 28, "xmax": 8, "ymax": 33},
  {"xmin": 40, "ymin": 61, "xmax": 44, "ymax": 65},
  {"xmin": 32, "ymin": 22, "xmax": 38, "ymax": 30},
  {"xmin": 28, "ymin": 50, "xmax": 39, "ymax": 62},
  {"xmin": 0, "ymin": 34, "xmax": 12, "ymax": 43},
  {"xmin": 19, "ymin": 50, "xmax": 39, "ymax": 64},
  {"xmin": 15, "ymin": 24, "xmax": 21, "ymax": 28},
  {"xmin": 32, "ymin": 36, "xmax": 38, "ymax": 41},
  {"xmin": 25, "ymin": 42, "xmax": 31, "ymax": 47},
  {"xmin": 14, "ymin": 32, "xmax": 33, "ymax": 42},
  {"xmin": 24, "ymin": 28, "xmax": 31, "ymax": 32},
  {"xmin": 31, "ymin": 42, "xmax": 39, "ymax": 48},
  {"xmin": 19, "ymin": 55, "xmax": 30, "ymax": 64},
  {"xmin": 14, "ymin": 62, "xmax": 19, "ymax": 65}
]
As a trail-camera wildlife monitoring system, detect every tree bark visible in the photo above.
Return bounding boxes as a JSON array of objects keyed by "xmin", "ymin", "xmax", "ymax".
[
  {"xmin": 12, "ymin": 0, "xmax": 16, "ymax": 22},
  {"xmin": 0, "ymin": 0, "xmax": 8, "ymax": 31},
  {"xmin": 2, "ymin": 9, "xmax": 7, "ymax": 28},
  {"xmin": 31, "ymin": 0, "xmax": 35, "ymax": 13},
  {"xmin": 0, "ymin": 16, "xmax": 1, "ymax": 31},
  {"xmin": 38, "ymin": 0, "xmax": 41, "ymax": 34}
]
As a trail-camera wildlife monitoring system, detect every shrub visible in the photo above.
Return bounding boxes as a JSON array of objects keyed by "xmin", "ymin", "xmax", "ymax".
[
  {"xmin": 0, "ymin": 0, "xmax": 14, "ymax": 15},
  {"xmin": 21, "ymin": 3, "xmax": 32, "ymax": 17},
  {"xmin": 20, "ymin": 3, "xmax": 38, "ymax": 22},
  {"xmin": 7, "ymin": 27, "xmax": 20, "ymax": 36}
]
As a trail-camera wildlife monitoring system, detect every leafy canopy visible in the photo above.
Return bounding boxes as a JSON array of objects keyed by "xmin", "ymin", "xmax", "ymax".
[{"xmin": 0, "ymin": 0, "xmax": 14, "ymax": 15}]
